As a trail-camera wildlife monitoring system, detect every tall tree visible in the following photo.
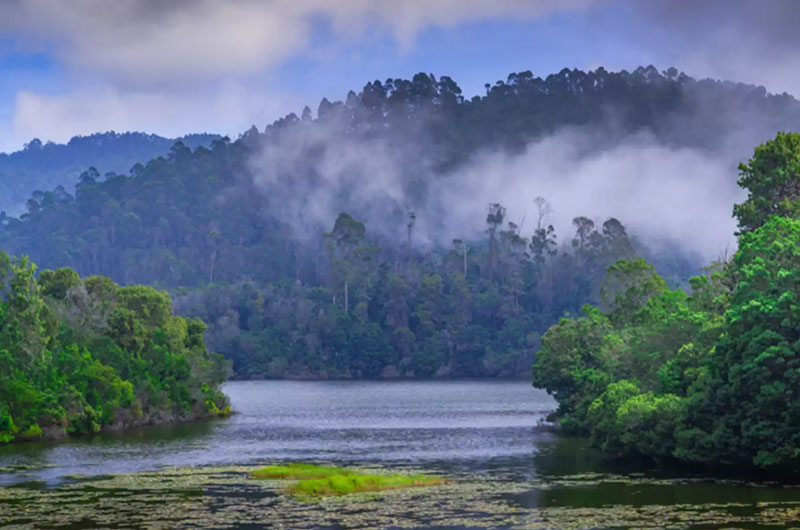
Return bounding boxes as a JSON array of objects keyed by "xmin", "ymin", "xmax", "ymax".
[
  {"xmin": 486, "ymin": 203, "xmax": 506, "ymax": 283},
  {"xmin": 324, "ymin": 212, "xmax": 368, "ymax": 314},
  {"xmin": 452, "ymin": 238, "xmax": 470, "ymax": 278}
]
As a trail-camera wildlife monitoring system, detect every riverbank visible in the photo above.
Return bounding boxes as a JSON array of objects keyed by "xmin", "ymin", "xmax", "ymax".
[{"xmin": 2, "ymin": 404, "xmax": 232, "ymax": 445}]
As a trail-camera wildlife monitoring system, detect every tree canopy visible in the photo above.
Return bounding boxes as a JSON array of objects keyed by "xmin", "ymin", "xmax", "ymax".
[
  {"xmin": 533, "ymin": 131, "xmax": 800, "ymax": 471},
  {"xmin": 0, "ymin": 252, "xmax": 229, "ymax": 444},
  {"xmin": 0, "ymin": 66, "xmax": 795, "ymax": 379},
  {"xmin": 733, "ymin": 131, "xmax": 800, "ymax": 233},
  {"xmin": 0, "ymin": 131, "xmax": 219, "ymax": 217}
]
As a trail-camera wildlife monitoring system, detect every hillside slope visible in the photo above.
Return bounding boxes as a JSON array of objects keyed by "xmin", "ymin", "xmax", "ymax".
[
  {"xmin": 0, "ymin": 131, "xmax": 219, "ymax": 216},
  {"xmin": 1, "ymin": 66, "xmax": 798, "ymax": 378}
]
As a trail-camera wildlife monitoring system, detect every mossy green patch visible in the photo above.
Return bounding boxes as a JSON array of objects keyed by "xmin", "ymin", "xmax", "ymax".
[
  {"xmin": 289, "ymin": 472, "xmax": 446, "ymax": 497},
  {"xmin": 250, "ymin": 463, "xmax": 445, "ymax": 497},
  {"xmin": 250, "ymin": 463, "xmax": 356, "ymax": 480}
]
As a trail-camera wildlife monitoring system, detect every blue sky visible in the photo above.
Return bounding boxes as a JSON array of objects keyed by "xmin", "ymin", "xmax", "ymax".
[{"xmin": 0, "ymin": 0, "xmax": 796, "ymax": 153}]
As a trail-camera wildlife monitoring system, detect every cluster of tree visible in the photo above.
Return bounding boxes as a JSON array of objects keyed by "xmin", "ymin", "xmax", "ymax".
[
  {"xmin": 533, "ymin": 132, "xmax": 800, "ymax": 470},
  {"xmin": 173, "ymin": 207, "xmax": 696, "ymax": 379},
  {"xmin": 0, "ymin": 67, "xmax": 795, "ymax": 378},
  {"xmin": 0, "ymin": 131, "xmax": 218, "ymax": 216},
  {"xmin": 0, "ymin": 253, "xmax": 229, "ymax": 444},
  {"xmin": 0, "ymin": 67, "xmax": 794, "ymax": 287}
]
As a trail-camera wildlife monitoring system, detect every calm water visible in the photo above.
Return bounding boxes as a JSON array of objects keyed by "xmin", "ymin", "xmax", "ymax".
[
  {"xmin": 0, "ymin": 380, "xmax": 554, "ymax": 484},
  {"xmin": 2, "ymin": 380, "xmax": 799, "ymax": 529}
]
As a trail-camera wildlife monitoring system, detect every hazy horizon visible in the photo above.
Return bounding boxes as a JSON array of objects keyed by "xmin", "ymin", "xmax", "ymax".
[{"xmin": 1, "ymin": 0, "xmax": 799, "ymax": 152}]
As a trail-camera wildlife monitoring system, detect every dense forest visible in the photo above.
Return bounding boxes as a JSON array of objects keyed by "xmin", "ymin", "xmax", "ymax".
[
  {"xmin": 0, "ymin": 131, "xmax": 219, "ymax": 216},
  {"xmin": 174, "ymin": 210, "xmax": 665, "ymax": 378},
  {"xmin": 533, "ymin": 132, "xmax": 800, "ymax": 470},
  {"xmin": 0, "ymin": 252, "xmax": 229, "ymax": 443},
  {"xmin": 1, "ymin": 66, "xmax": 799, "ymax": 378}
]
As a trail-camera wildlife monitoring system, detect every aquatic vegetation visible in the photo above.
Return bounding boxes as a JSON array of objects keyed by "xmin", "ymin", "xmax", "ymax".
[
  {"xmin": 0, "ymin": 463, "xmax": 56, "ymax": 474},
  {"xmin": 251, "ymin": 462, "xmax": 445, "ymax": 497},
  {"xmin": 2, "ymin": 465, "xmax": 800, "ymax": 529},
  {"xmin": 288, "ymin": 472, "xmax": 446, "ymax": 497},
  {"xmin": 251, "ymin": 463, "xmax": 356, "ymax": 480}
]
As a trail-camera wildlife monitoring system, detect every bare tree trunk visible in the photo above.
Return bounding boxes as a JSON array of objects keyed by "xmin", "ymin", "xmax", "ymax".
[
  {"xmin": 407, "ymin": 211, "xmax": 416, "ymax": 273},
  {"xmin": 489, "ymin": 234, "xmax": 495, "ymax": 283},
  {"xmin": 209, "ymin": 249, "xmax": 217, "ymax": 283},
  {"xmin": 294, "ymin": 242, "xmax": 300, "ymax": 282}
]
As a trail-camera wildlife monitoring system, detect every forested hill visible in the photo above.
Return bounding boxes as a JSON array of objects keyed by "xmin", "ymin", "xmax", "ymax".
[
  {"xmin": 0, "ymin": 131, "xmax": 219, "ymax": 216},
  {"xmin": 1, "ymin": 66, "xmax": 799, "ymax": 379},
  {"xmin": 533, "ymin": 132, "xmax": 800, "ymax": 471}
]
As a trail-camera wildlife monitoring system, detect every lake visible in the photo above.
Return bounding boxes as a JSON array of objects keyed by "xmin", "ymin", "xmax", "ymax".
[{"xmin": 1, "ymin": 380, "xmax": 799, "ymax": 529}]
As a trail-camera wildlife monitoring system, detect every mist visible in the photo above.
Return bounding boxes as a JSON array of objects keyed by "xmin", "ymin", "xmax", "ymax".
[
  {"xmin": 427, "ymin": 131, "xmax": 743, "ymax": 261},
  {"xmin": 251, "ymin": 128, "xmax": 743, "ymax": 262},
  {"xmin": 246, "ymin": 72, "xmax": 789, "ymax": 264}
]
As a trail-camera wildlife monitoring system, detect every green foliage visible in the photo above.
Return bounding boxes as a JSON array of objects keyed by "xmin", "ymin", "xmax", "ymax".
[
  {"xmin": 535, "ymin": 133, "xmax": 800, "ymax": 471},
  {"xmin": 677, "ymin": 216, "xmax": 800, "ymax": 469},
  {"xmin": 288, "ymin": 473, "xmax": 444, "ymax": 497},
  {"xmin": 532, "ymin": 306, "xmax": 616, "ymax": 432},
  {"xmin": 733, "ymin": 132, "xmax": 800, "ymax": 233},
  {"xmin": 250, "ymin": 463, "xmax": 445, "ymax": 497},
  {"xmin": 249, "ymin": 462, "xmax": 445, "ymax": 497},
  {"xmin": 615, "ymin": 392, "xmax": 684, "ymax": 459},
  {"xmin": 0, "ymin": 252, "xmax": 229, "ymax": 444},
  {"xmin": 587, "ymin": 380, "xmax": 641, "ymax": 451},
  {"xmin": 39, "ymin": 267, "xmax": 81, "ymax": 299},
  {"xmin": 0, "ymin": 68, "xmax": 743, "ymax": 378},
  {"xmin": 534, "ymin": 257, "xmax": 726, "ymax": 461},
  {"xmin": 170, "ymin": 204, "xmax": 660, "ymax": 379},
  {"xmin": 0, "ymin": 132, "xmax": 219, "ymax": 216},
  {"xmin": 601, "ymin": 259, "xmax": 667, "ymax": 324},
  {"xmin": 251, "ymin": 463, "xmax": 356, "ymax": 480}
]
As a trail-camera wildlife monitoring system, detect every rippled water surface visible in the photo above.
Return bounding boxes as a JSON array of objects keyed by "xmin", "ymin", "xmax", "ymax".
[
  {"xmin": 0, "ymin": 380, "xmax": 554, "ymax": 483},
  {"xmin": 2, "ymin": 380, "xmax": 800, "ymax": 529}
]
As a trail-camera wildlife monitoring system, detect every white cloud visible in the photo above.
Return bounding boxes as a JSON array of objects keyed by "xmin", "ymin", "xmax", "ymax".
[
  {"xmin": 621, "ymin": 0, "xmax": 800, "ymax": 96},
  {"xmin": 1, "ymin": 1, "xmax": 309, "ymax": 84},
  {"xmin": 248, "ymin": 120, "xmax": 745, "ymax": 261},
  {"xmin": 3, "ymin": 83, "xmax": 301, "ymax": 151},
  {"xmin": 0, "ymin": 0, "xmax": 600, "ymax": 150},
  {"xmin": 2, "ymin": 0, "xmax": 796, "ymax": 91},
  {"xmin": 433, "ymin": 132, "xmax": 743, "ymax": 260},
  {"xmin": 1, "ymin": 0, "xmax": 798, "ymax": 152},
  {"xmin": 0, "ymin": 0, "xmax": 590, "ymax": 85},
  {"xmin": 0, "ymin": 0, "xmax": 797, "ymax": 92}
]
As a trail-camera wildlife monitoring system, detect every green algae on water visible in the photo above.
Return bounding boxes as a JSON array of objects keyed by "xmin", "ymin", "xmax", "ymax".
[
  {"xmin": 250, "ymin": 462, "xmax": 446, "ymax": 497},
  {"xmin": 251, "ymin": 463, "xmax": 356, "ymax": 480},
  {"xmin": 289, "ymin": 472, "xmax": 446, "ymax": 497},
  {"xmin": 4, "ymin": 465, "xmax": 800, "ymax": 529}
]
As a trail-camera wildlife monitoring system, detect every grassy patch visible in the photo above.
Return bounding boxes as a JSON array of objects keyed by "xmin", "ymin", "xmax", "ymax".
[
  {"xmin": 289, "ymin": 473, "xmax": 446, "ymax": 497},
  {"xmin": 250, "ymin": 463, "xmax": 356, "ymax": 480},
  {"xmin": 250, "ymin": 463, "xmax": 445, "ymax": 497}
]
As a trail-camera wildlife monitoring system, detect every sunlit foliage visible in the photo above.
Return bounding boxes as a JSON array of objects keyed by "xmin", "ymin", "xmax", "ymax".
[{"xmin": 0, "ymin": 255, "xmax": 229, "ymax": 443}]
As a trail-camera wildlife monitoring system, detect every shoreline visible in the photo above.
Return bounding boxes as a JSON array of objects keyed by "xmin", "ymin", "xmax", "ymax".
[{"xmin": 1, "ymin": 406, "xmax": 232, "ymax": 446}]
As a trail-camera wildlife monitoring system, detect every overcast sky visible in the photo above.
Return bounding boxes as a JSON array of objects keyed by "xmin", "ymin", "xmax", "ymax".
[{"xmin": 0, "ymin": 0, "xmax": 798, "ymax": 153}]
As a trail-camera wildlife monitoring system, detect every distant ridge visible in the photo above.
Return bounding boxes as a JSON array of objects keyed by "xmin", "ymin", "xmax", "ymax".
[{"xmin": 0, "ymin": 131, "xmax": 220, "ymax": 215}]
